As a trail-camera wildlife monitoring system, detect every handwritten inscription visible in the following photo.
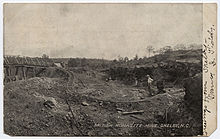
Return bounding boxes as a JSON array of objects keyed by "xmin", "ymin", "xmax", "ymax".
[{"xmin": 203, "ymin": 24, "xmax": 216, "ymax": 136}]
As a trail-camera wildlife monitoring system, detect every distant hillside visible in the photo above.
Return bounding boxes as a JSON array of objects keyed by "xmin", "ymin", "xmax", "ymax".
[
  {"xmin": 51, "ymin": 49, "xmax": 202, "ymax": 72},
  {"xmin": 108, "ymin": 49, "xmax": 202, "ymax": 68},
  {"xmin": 145, "ymin": 49, "xmax": 202, "ymax": 64},
  {"xmin": 105, "ymin": 49, "xmax": 202, "ymax": 86}
]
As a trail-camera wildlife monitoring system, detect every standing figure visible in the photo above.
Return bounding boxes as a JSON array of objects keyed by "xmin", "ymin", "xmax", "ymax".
[
  {"xmin": 134, "ymin": 76, "xmax": 138, "ymax": 86},
  {"xmin": 146, "ymin": 75, "xmax": 154, "ymax": 96}
]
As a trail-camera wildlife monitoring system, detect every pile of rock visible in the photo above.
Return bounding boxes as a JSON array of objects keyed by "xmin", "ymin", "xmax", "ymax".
[{"xmin": 183, "ymin": 73, "xmax": 202, "ymax": 115}]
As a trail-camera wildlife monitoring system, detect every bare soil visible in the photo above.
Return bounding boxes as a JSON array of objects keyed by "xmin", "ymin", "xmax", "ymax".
[{"xmin": 4, "ymin": 68, "xmax": 201, "ymax": 136}]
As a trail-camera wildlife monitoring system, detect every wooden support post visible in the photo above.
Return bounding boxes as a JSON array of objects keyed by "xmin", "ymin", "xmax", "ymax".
[
  {"xmin": 15, "ymin": 66, "xmax": 19, "ymax": 76},
  {"xmin": 26, "ymin": 67, "xmax": 30, "ymax": 78},
  {"xmin": 34, "ymin": 67, "xmax": 36, "ymax": 77},
  {"xmin": 21, "ymin": 66, "xmax": 24, "ymax": 80},
  {"xmin": 15, "ymin": 66, "xmax": 19, "ymax": 81},
  {"xmin": 22, "ymin": 66, "xmax": 26, "ymax": 80},
  {"xmin": 6, "ymin": 66, "xmax": 10, "ymax": 76},
  {"xmin": 8, "ymin": 66, "xmax": 11, "ymax": 76}
]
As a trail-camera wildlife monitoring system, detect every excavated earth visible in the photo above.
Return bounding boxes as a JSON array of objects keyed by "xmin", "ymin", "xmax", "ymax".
[{"xmin": 4, "ymin": 68, "xmax": 202, "ymax": 136}]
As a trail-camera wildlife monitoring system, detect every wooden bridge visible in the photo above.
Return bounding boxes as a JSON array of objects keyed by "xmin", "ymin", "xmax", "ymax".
[{"xmin": 4, "ymin": 56, "xmax": 54, "ymax": 83}]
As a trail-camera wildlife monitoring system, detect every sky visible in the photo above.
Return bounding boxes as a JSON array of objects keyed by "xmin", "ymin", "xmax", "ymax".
[{"xmin": 4, "ymin": 3, "xmax": 203, "ymax": 59}]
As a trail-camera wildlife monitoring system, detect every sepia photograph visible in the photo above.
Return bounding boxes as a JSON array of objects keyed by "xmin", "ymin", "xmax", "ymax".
[{"xmin": 2, "ymin": 3, "xmax": 217, "ymax": 137}]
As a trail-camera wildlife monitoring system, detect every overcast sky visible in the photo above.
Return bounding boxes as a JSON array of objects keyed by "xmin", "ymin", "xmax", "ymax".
[{"xmin": 4, "ymin": 3, "xmax": 203, "ymax": 59}]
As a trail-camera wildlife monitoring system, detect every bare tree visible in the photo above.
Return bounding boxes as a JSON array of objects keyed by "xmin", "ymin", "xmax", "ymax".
[
  {"xmin": 118, "ymin": 55, "xmax": 124, "ymax": 62},
  {"xmin": 134, "ymin": 54, "xmax": 139, "ymax": 60},
  {"xmin": 146, "ymin": 45, "xmax": 154, "ymax": 57},
  {"xmin": 124, "ymin": 57, "xmax": 129, "ymax": 63},
  {"xmin": 42, "ymin": 54, "xmax": 49, "ymax": 59}
]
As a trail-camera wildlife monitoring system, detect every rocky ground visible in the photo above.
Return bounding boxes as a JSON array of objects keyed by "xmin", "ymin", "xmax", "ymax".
[{"xmin": 4, "ymin": 66, "xmax": 202, "ymax": 136}]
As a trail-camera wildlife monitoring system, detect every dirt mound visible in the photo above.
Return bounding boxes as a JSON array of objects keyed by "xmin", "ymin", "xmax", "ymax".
[
  {"xmin": 37, "ymin": 67, "xmax": 69, "ymax": 79},
  {"xmin": 4, "ymin": 77, "xmax": 71, "ymax": 136}
]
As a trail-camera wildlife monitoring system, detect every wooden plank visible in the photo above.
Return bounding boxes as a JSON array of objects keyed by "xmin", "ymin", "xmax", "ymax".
[{"xmin": 121, "ymin": 110, "xmax": 144, "ymax": 115}]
